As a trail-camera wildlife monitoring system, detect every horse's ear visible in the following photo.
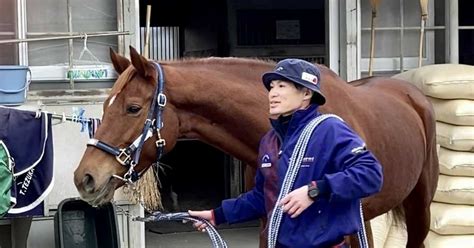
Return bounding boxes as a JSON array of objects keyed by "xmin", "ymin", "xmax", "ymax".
[
  {"xmin": 129, "ymin": 46, "xmax": 153, "ymax": 78},
  {"xmin": 109, "ymin": 48, "xmax": 130, "ymax": 74}
]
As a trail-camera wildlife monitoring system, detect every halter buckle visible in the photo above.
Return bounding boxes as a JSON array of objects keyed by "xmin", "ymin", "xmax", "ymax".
[
  {"xmin": 116, "ymin": 149, "xmax": 132, "ymax": 166},
  {"xmin": 157, "ymin": 93, "xmax": 167, "ymax": 107},
  {"xmin": 155, "ymin": 138, "xmax": 166, "ymax": 148}
]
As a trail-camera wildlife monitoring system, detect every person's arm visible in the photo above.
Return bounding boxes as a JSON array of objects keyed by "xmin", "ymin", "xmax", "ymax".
[
  {"xmin": 317, "ymin": 118, "xmax": 383, "ymax": 201},
  {"xmin": 189, "ymin": 166, "xmax": 267, "ymax": 229},
  {"xmin": 218, "ymin": 168, "xmax": 267, "ymax": 224}
]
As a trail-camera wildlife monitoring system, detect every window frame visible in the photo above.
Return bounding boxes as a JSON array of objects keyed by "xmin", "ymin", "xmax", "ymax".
[
  {"xmin": 4, "ymin": 0, "xmax": 139, "ymax": 86},
  {"xmin": 360, "ymin": 0, "xmax": 437, "ymax": 72}
]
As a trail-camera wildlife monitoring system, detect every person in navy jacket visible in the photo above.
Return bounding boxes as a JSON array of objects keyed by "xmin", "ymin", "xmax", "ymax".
[{"xmin": 189, "ymin": 59, "xmax": 383, "ymax": 248}]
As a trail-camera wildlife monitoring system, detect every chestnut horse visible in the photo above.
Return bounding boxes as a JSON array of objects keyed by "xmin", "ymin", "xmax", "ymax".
[{"xmin": 74, "ymin": 47, "xmax": 438, "ymax": 248}]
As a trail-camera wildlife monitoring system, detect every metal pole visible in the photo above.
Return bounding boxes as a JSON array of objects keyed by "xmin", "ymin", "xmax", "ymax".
[
  {"xmin": 67, "ymin": 0, "xmax": 74, "ymax": 89},
  {"xmin": 144, "ymin": 5, "xmax": 152, "ymax": 58},
  {"xmin": 17, "ymin": 0, "xmax": 28, "ymax": 65},
  {"xmin": 419, "ymin": 18, "xmax": 425, "ymax": 67},
  {"xmin": 399, "ymin": 0, "xmax": 404, "ymax": 72},
  {"xmin": 419, "ymin": 0, "xmax": 429, "ymax": 67},
  {"xmin": 369, "ymin": 10, "xmax": 376, "ymax": 76},
  {"xmin": 117, "ymin": 0, "xmax": 125, "ymax": 54},
  {"xmin": 448, "ymin": 0, "xmax": 459, "ymax": 63},
  {"xmin": 361, "ymin": 26, "xmax": 445, "ymax": 31},
  {"xmin": 0, "ymin": 31, "xmax": 131, "ymax": 44}
]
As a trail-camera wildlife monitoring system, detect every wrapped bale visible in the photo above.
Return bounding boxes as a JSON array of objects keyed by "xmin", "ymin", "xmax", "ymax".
[
  {"xmin": 434, "ymin": 175, "xmax": 474, "ymax": 205},
  {"xmin": 384, "ymin": 222, "xmax": 408, "ymax": 248},
  {"xmin": 436, "ymin": 122, "xmax": 474, "ymax": 152},
  {"xmin": 392, "ymin": 64, "xmax": 474, "ymax": 100},
  {"xmin": 424, "ymin": 231, "xmax": 474, "ymax": 248},
  {"xmin": 430, "ymin": 202, "xmax": 474, "ymax": 235},
  {"xmin": 370, "ymin": 212, "xmax": 393, "ymax": 248},
  {"xmin": 429, "ymin": 97, "xmax": 474, "ymax": 126},
  {"xmin": 438, "ymin": 147, "xmax": 474, "ymax": 177}
]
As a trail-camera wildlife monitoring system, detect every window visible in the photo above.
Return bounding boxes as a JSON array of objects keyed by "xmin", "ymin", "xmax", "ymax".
[
  {"xmin": 236, "ymin": 9, "xmax": 325, "ymax": 46},
  {"xmin": 0, "ymin": 0, "xmax": 17, "ymax": 64},
  {"xmin": 0, "ymin": 0, "xmax": 134, "ymax": 88},
  {"xmin": 360, "ymin": 0, "xmax": 439, "ymax": 74},
  {"xmin": 459, "ymin": 0, "xmax": 474, "ymax": 65}
]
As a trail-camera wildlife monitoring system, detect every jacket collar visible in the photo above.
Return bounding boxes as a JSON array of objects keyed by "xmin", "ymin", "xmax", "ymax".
[{"xmin": 270, "ymin": 104, "xmax": 320, "ymax": 139}]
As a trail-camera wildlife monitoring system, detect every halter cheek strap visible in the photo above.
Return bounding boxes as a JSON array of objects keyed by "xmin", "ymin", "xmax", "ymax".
[{"xmin": 87, "ymin": 62, "xmax": 167, "ymax": 183}]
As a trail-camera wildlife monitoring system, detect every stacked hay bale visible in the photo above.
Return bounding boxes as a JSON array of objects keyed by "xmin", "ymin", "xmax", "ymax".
[{"xmin": 393, "ymin": 64, "xmax": 474, "ymax": 248}]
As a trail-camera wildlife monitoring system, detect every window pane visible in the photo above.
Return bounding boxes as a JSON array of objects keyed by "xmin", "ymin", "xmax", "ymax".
[
  {"xmin": 26, "ymin": 0, "xmax": 118, "ymax": 66},
  {"xmin": 28, "ymin": 40, "xmax": 69, "ymax": 66},
  {"xmin": 71, "ymin": 0, "xmax": 117, "ymax": 32},
  {"xmin": 71, "ymin": 0, "xmax": 118, "ymax": 64},
  {"xmin": 27, "ymin": 0, "xmax": 68, "ymax": 32},
  {"xmin": 403, "ymin": 30, "xmax": 422, "ymax": 57},
  {"xmin": 459, "ymin": 0, "xmax": 474, "ymax": 65},
  {"xmin": 0, "ymin": 0, "xmax": 18, "ymax": 64},
  {"xmin": 404, "ymin": 0, "xmax": 423, "ymax": 27},
  {"xmin": 362, "ymin": 30, "xmax": 400, "ymax": 58},
  {"xmin": 361, "ymin": 0, "xmax": 427, "ymax": 59},
  {"xmin": 459, "ymin": 0, "xmax": 474, "ymax": 26},
  {"xmin": 72, "ymin": 36, "xmax": 118, "ymax": 65},
  {"xmin": 361, "ymin": 0, "xmax": 401, "ymax": 28}
]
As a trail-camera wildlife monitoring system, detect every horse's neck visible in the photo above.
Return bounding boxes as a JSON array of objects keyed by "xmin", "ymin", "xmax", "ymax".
[{"xmin": 165, "ymin": 61, "xmax": 272, "ymax": 166}]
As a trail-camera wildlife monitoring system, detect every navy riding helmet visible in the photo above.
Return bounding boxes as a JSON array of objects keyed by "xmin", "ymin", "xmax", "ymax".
[{"xmin": 262, "ymin": 58, "xmax": 326, "ymax": 105}]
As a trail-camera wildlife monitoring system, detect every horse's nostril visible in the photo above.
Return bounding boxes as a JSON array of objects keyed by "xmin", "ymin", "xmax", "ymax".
[{"xmin": 82, "ymin": 173, "xmax": 96, "ymax": 194}]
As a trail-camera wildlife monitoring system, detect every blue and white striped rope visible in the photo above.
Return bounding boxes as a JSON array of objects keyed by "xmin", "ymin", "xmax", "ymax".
[
  {"xmin": 134, "ymin": 211, "xmax": 228, "ymax": 248},
  {"xmin": 267, "ymin": 114, "xmax": 341, "ymax": 248},
  {"xmin": 357, "ymin": 201, "xmax": 369, "ymax": 248}
]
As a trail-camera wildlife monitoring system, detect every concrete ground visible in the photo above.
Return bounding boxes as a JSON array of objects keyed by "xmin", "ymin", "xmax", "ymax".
[{"xmin": 146, "ymin": 225, "xmax": 260, "ymax": 248}]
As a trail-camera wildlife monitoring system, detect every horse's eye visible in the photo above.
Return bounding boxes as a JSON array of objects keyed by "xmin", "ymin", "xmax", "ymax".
[{"xmin": 127, "ymin": 105, "xmax": 142, "ymax": 114}]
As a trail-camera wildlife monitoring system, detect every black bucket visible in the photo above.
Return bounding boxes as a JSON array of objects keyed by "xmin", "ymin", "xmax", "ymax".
[{"xmin": 54, "ymin": 198, "xmax": 120, "ymax": 248}]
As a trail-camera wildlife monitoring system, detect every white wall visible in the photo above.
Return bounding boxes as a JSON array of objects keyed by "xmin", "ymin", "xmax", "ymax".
[{"xmin": 4, "ymin": 93, "xmax": 144, "ymax": 248}]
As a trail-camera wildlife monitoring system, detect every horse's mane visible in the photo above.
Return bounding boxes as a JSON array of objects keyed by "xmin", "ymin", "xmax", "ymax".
[{"xmin": 160, "ymin": 56, "xmax": 276, "ymax": 68}]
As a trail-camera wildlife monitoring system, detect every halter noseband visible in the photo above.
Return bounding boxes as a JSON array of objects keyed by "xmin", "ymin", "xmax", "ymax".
[{"xmin": 87, "ymin": 62, "xmax": 167, "ymax": 183}]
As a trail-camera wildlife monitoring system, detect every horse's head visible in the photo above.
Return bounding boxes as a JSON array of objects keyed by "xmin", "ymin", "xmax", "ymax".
[{"xmin": 74, "ymin": 47, "xmax": 179, "ymax": 206}]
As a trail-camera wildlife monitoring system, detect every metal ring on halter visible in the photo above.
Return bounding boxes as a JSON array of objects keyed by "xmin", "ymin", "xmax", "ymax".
[
  {"xmin": 112, "ymin": 174, "xmax": 128, "ymax": 182},
  {"xmin": 155, "ymin": 138, "xmax": 166, "ymax": 148},
  {"xmin": 115, "ymin": 149, "xmax": 132, "ymax": 166}
]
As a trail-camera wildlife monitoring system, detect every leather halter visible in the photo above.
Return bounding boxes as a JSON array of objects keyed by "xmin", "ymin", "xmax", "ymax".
[{"xmin": 87, "ymin": 62, "xmax": 167, "ymax": 183}]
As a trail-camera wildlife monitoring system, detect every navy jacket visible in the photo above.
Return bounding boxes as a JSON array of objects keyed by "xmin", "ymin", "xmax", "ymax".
[{"xmin": 215, "ymin": 104, "xmax": 383, "ymax": 247}]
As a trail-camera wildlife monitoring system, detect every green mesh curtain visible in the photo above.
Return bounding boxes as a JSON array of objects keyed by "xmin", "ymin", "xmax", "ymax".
[{"xmin": 0, "ymin": 141, "xmax": 13, "ymax": 217}]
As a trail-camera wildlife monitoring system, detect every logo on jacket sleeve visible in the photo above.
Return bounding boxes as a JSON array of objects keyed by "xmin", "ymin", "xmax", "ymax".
[
  {"xmin": 261, "ymin": 154, "xmax": 272, "ymax": 168},
  {"xmin": 351, "ymin": 143, "xmax": 367, "ymax": 154}
]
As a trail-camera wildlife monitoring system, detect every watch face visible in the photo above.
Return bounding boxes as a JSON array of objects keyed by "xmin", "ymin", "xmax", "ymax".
[{"xmin": 309, "ymin": 188, "xmax": 319, "ymax": 199}]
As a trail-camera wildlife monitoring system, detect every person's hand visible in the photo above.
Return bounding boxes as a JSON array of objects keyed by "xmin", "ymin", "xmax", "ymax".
[
  {"xmin": 280, "ymin": 185, "xmax": 314, "ymax": 218},
  {"xmin": 188, "ymin": 210, "xmax": 215, "ymax": 232}
]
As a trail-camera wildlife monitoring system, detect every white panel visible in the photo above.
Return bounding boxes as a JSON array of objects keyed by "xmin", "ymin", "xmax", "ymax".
[{"xmin": 328, "ymin": 0, "xmax": 339, "ymax": 74}]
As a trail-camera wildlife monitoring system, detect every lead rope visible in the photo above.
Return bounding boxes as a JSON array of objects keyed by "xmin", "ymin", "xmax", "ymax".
[
  {"xmin": 115, "ymin": 182, "xmax": 228, "ymax": 248},
  {"xmin": 267, "ymin": 114, "xmax": 368, "ymax": 248},
  {"xmin": 357, "ymin": 201, "xmax": 369, "ymax": 248},
  {"xmin": 134, "ymin": 212, "xmax": 228, "ymax": 248}
]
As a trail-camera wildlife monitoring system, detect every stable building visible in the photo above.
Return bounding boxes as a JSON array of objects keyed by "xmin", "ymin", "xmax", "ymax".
[{"xmin": 0, "ymin": 0, "xmax": 472, "ymax": 247}]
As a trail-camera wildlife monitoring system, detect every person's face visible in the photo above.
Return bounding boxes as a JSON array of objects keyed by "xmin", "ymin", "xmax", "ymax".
[{"xmin": 268, "ymin": 80, "xmax": 311, "ymax": 118}]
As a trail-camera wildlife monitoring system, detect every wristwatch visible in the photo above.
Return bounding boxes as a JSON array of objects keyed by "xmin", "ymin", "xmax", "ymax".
[{"xmin": 307, "ymin": 181, "xmax": 319, "ymax": 200}]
